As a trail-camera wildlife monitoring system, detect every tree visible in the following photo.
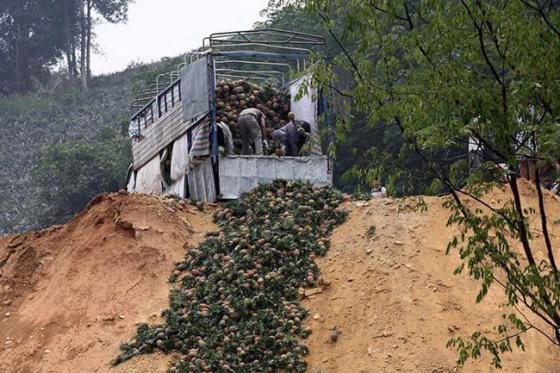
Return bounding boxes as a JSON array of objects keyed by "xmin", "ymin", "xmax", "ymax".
[
  {"xmin": 73, "ymin": 0, "xmax": 132, "ymax": 89},
  {"xmin": 31, "ymin": 127, "xmax": 131, "ymax": 227},
  {"xmin": 294, "ymin": 0, "xmax": 560, "ymax": 367},
  {"xmin": 60, "ymin": 0, "xmax": 80, "ymax": 80},
  {"xmin": 0, "ymin": 0, "xmax": 65, "ymax": 93},
  {"xmin": 258, "ymin": 1, "xmax": 458, "ymax": 195},
  {"xmin": 0, "ymin": 0, "xmax": 132, "ymax": 94}
]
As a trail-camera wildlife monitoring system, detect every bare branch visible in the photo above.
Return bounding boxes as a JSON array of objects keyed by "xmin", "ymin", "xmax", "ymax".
[
  {"xmin": 367, "ymin": 0, "xmax": 408, "ymax": 21},
  {"xmin": 520, "ymin": 0, "xmax": 560, "ymax": 37},
  {"xmin": 316, "ymin": 10, "xmax": 365, "ymax": 83},
  {"xmin": 461, "ymin": 0, "xmax": 503, "ymax": 85},
  {"xmin": 514, "ymin": 304, "xmax": 560, "ymax": 346},
  {"xmin": 328, "ymin": 83, "xmax": 353, "ymax": 98}
]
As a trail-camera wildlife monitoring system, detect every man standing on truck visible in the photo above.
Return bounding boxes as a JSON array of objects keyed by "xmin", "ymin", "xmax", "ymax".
[
  {"xmin": 271, "ymin": 112, "xmax": 311, "ymax": 156},
  {"xmin": 238, "ymin": 107, "xmax": 267, "ymax": 155}
]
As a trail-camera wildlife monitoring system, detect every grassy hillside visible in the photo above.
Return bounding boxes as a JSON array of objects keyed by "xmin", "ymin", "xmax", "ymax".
[{"xmin": 0, "ymin": 70, "xmax": 136, "ymax": 234}]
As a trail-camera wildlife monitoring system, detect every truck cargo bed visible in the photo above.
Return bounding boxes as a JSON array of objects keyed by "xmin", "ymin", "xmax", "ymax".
[{"xmin": 218, "ymin": 155, "xmax": 332, "ymax": 199}]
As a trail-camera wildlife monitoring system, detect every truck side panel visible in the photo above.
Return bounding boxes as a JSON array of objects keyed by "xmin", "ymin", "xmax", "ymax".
[
  {"xmin": 219, "ymin": 155, "xmax": 332, "ymax": 199},
  {"xmin": 132, "ymin": 105, "xmax": 183, "ymax": 170}
]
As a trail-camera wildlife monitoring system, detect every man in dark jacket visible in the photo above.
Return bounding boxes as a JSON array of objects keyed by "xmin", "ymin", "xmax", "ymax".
[{"xmin": 271, "ymin": 112, "xmax": 311, "ymax": 156}]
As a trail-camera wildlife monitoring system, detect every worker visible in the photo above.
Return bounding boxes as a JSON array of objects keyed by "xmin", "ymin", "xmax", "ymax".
[
  {"xmin": 216, "ymin": 121, "xmax": 234, "ymax": 155},
  {"xmin": 296, "ymin": 120, "xmax": 311, "ymax": 155},
  {"xmin": 271, "ymin": 112, "xmax": 311, "ymax": 156},
  {"xmin": 237, "ymin": 107, "xmax": 267, "ymax": 155}
]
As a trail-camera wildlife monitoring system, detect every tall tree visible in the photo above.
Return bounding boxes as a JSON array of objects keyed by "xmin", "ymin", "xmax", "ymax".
[
  {"xmin": 86, "ymin": 0, "xmax": 92, "ymax": 81},
  {"xmin": 61, "ymin": 0, "xmax": 79, "ymax": 79},
  {"xmin": 259, "ymin": 1, "xmax": 454, "ymax": 195},
  {"xmin": 79, "ymin": 0, "xmax": 87, "ymax": 88},
  {"xmin": 81, "ymin": 0, "xmax": 131, "ymax": 89},
  {"xmin": 0, "ymin": 0, "xmax": 132, "ymax": 93},
  {"xmin": 67, "ymin": 0, "xmax": 132, "ymax": 89},
  {"xmin": 294, "ymin": 0, "xmax": 560, "ymax": 367},
  {"xmin": 0, "ymin": 0, "xmax": 65, "ymax": 93}
]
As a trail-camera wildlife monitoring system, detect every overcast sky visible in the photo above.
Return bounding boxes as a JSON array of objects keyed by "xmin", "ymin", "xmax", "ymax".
[{"xmin": 92, "ymin": 0, "xmax": 270, "ymax": 75}]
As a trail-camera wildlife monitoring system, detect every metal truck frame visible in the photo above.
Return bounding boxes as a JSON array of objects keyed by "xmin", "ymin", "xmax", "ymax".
[{"xmin": 126, "ymin": 29, "xmax": 332, "ymax": 201}]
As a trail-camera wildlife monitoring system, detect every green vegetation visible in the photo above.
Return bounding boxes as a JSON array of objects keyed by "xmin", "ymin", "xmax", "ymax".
[
  {"xmin": 129, "ymin": 56, "xmax": 184, "ymax": 98},
  {"xmin": 32, "ymin": 128, "xmax": 131, "ymax": 227},
  {"xmin": 0, "ymin": 55, "xmax": 194, "ymax": 234},
  {"xmin": 260, "ymin": 1, "xmax": 452, "ymax": 195},
  {"xmin": 0, "ymin": 0, "xmax": 132, "ymax": 93},
  {"xmin": 114, "ymin": 180, "xmax": 347, "ymax": 372},
  {"xmin": 0, "ymin": 69, "xmax": 133, "ymax": 233},
  {"xmin": 291, "ymin": 0, "xmax": 560, "ymax": 367}
]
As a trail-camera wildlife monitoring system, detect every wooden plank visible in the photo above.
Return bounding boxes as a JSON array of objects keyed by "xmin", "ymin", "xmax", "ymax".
[
  {"xmin": 132, "ymin": 105, "xmax": 209, "ymax": 170},
  {"xmin": 133, "ymin": 108, "xmax": 181, "ymax": 155},
  {"xmin": 132, "ymin": 106, "xmax": 185, "ymax": 169}
]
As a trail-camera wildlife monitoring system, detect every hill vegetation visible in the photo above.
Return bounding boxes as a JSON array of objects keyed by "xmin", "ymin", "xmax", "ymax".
[
  {"xmin": 0, "ymin": 58, "xmax": 182, "ymax": 234},
  {"xmin": 0, "ymin": 71, "xmax": 130, "ymax": 234}
]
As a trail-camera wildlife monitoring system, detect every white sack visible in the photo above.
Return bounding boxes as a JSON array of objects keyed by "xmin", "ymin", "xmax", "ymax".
[
  {"xmin": 171, "ymin": 133, "xmax": 189, "ymax": 181},
  {"xmin": 126, "ymin": 172, "xmax": 136, "ymax": 193},
  {"xmin": 165, "ymin": 176, "xmax": 185, "ymax": 198},
  {"xmin": 135, "ymin": 156, "xmax": 162, "ymax": 195}
]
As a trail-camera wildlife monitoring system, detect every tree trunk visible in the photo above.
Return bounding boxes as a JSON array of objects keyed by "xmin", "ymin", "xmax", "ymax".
[
  {"xmin": 79, "ymin": 0, "xmax": 88, "ymax": 90},
  {"xmin": 65, "ymin": 51, "xmax": 73, "ymax": 78},
  {"xmin": 14, "ymin": 24, "xmax": 22, "ymax": 92},
  {"xmin": 64, "ymin": 0, "xmax": 76, "ymax": 78},
  {"xmin": 86, "ymin": 0, "xmax": 92, "ymax": 81},
  {"xmin": 71, "ymin": 37, "xmax": 78, "ymax": 78}
]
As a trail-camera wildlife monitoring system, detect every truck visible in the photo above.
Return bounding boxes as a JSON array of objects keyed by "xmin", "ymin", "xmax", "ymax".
[{"xmin": 126, "ymin": 29, "xmax": 332, "ymax": 201}]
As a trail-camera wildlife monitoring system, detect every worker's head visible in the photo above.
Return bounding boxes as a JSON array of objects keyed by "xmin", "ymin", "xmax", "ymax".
[{"xmin": 288, "ymin": 112, "xmax": 295, "ymax": 121}]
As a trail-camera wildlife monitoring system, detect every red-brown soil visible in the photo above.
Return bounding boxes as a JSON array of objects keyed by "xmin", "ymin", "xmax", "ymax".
[
  {"xmin": 0, "ymin": 192, "xmax": 215, "ymax": 373},
  {"xmin": 304, "ymin": 180, "xmax": 560, "ymax": 372},
  {"xmin": 1, "ymin": 180, "xmax": 559, "ymax": 372}
]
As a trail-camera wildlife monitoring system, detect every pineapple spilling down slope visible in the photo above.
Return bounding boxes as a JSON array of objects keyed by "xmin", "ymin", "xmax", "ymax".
[{"xmin": 114, "ymin": 180, "xmax": 348, "ymax": 372}]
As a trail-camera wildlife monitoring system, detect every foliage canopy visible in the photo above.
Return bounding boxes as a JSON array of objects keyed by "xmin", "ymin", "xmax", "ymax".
[
  {"xmin": 32, "ymin": 128, "xmax": 131, "ymax": 227},
  {"xmin": 289, "ymin": 0, "xmax": 560, "ymax": 367}
]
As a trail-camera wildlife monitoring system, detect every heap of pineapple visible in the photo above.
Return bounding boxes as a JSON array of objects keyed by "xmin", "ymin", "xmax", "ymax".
[
  {"xmin": 114, "ymin": 180, "xmax": 347, "ymax": 372},
  {"xmin": 215, "ymin": 80, "xmax": 291, "ymax": 153}
]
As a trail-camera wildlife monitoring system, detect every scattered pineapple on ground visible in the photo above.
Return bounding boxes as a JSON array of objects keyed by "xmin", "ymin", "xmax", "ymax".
[{"xmin": 114, "ymin": 180, "xmax": 347, "ymax": 372}]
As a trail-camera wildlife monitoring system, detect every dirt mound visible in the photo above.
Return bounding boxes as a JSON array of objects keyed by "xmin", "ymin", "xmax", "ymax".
[
  {"xmin": 1, "ymin": 180, "xmax": 559, "ymax": 372},
  {"xmin": 0, "ymin": 192, "xmax": 215, "ymax": 373},
  {"xmin": 304, "ymin": 180, "xmax": 560, "ymax": 372}
]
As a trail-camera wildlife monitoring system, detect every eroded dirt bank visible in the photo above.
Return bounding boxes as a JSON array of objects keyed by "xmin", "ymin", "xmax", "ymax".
[
  {"xmin": 0, "ymin": 193, "xmax": 215, "ymax": 373},
  {"xmin": 304, "ymin": 181, "xmax": 560, "ymax": 372}
]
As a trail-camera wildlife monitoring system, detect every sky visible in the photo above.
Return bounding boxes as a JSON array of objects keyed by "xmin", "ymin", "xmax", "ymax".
[{"xmin": 91, "ymin": 0, "xmax": 270, "ymax": 75}]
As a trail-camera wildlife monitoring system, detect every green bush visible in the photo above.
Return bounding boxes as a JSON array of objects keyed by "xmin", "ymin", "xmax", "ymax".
[{"xmin": 31, "ymin": 128, "xmax": 131, "ymax": 227}]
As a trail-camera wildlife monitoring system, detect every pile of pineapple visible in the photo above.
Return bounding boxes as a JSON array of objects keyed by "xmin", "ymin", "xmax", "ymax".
[
  {"xmin": 114, "ymin": 180, "xmax": 347, "ymax": 372},
  {"xmin": 215, "ymin": 80, "xmax": 291, "ymax": 153}
]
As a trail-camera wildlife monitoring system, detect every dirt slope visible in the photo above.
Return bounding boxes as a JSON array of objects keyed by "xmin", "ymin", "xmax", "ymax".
[
  {"xmin": 1, "ymin": 181, "xmax": 559, "ymax": 373},
  {"xmin": 0, "ymin": 192, "xmax": 215, "ymax": 373},
  {"xmin": 304, "ymin": 180, "xmax": 560, "ymax": 372}
]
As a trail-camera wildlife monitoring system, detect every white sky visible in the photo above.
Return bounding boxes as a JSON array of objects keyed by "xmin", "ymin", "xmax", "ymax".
[{"xmin": 92, "ymin": 0, "xmax": 270, "ymax": 75}]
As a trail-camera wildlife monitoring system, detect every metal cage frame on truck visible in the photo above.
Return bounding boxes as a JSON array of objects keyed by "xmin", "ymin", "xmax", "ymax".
[{"xmin": 126, "ymin": 28, "xmax": 333, "ymax": 201}]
